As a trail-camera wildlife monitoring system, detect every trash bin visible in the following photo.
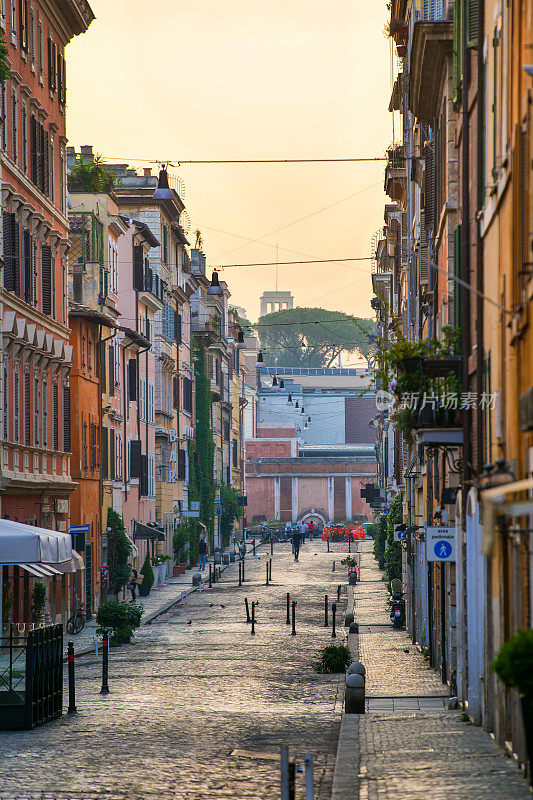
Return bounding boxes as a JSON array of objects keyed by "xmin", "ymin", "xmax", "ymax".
[
  {"xmin": 222, "ymin": 553, "xmax": 230, "ymax": 565},
  {"xmin": 213, "ymin": 547, "xmax": 223, "ymax": 565}
]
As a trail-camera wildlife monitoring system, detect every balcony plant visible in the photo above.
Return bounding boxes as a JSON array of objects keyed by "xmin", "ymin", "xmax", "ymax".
[
  {"xmin": 31, "ymin": 582, "xmax": 47, "ymax": 624},
  {"xmin": 492, "ymin": 629, "xmax": 533, "ymax": 784},
  {"xmin": 173, "ymin": 526, "xmax": 188, "ymax": 575}
]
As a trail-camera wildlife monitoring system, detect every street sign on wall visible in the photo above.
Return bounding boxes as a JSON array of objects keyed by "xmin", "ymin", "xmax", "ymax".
[{"xmin": 426, "ymin": 527, "xmax": 456, "ymax": 562}]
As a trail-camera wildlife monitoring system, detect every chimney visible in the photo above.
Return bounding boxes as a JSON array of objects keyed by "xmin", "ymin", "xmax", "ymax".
[
  {"xmin": 80, "ymin": 145, "xmax": 93, "ymax": 157},
  {"xmin": 143, "ymin": 168, "xmax": 152, "ymax": 178}
]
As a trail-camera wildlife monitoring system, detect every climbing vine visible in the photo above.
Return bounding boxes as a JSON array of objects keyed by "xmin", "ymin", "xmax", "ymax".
[
  {"xmin": 189, "ymin": 342, "xmax": 215, "ymax": 548},
  {"xmin": 384, "ymin": 493, "xmax": 403, "ymax": 583},
  {"xmin": 0, "ymin": 31, "xmax": 10, "ymax": 86}
]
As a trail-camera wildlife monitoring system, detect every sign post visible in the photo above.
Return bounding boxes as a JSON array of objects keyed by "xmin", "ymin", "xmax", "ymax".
[{"xmin": 425, "ymin": 527, "xmax": 456, "ymax": 562}]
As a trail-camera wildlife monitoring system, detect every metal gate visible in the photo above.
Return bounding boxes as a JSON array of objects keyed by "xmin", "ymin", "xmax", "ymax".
[{"xmin": 0, "ymin": 624, "xmax": 63, "ymax": 730}]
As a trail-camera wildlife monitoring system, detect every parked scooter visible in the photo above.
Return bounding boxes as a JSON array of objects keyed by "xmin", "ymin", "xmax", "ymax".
[{"xmin": 389, "ymin": 579, "xmax": 405, "ymax": 628}]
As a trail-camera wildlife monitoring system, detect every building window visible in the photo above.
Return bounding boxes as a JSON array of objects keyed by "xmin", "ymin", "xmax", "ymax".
[
  {"xmin": 3, "ymin": 360, "xmax": 10, "ymax": 441},
  {"xmin": 29, "ymin": 5, "xmax": 35, "ymax": 68},
  {"xmin": 21, "ymin": 101, "xmax": 27, "ymax": 173},
  {"xmin": 47, "ymin": 34, "xmax": 56, "ymax": 93},
  {"xmin": 37, "ymin": 15, "xmax": 43, "ymax": 82},
  {"xmin": 30, "ymin": 115, "xmax": 49, "ymax": 195},
  {"xmin": 19, "ymin": 0, "xmax": 28, "ymax": 51},
  {"xmin": 162, "ymin": 224, "xmax": 168, "ymax": 264},
  {"xmin": 34, "ymin": 374, "xmax": 39, "ymax": 446},
  {"xmin": 42, "ymin": 376, "xmax": 47, "ymax": 448},
  {"xmin": 13, "ymin": 366, "xmax": 19, "ymax": 443},
  {"xmin": 11, "ymin": 87, "xmax": 18, "ymax": 165},
  {"xmin": 148, "ymin": 379, "xmax": 154, "ymax": 422},
  {"xmin": 83, "ymin": 420, "xmax": 87, "ymax": 471},
  {"xmin": 10, "ymin": 0, "xmax": 16, "ymax": 44},
  {"xmin": 59, "ymin": 147, "xmax": 65, "ymax": 212},
  {"xmin": 90, "ymin": 421, "xmax": 97, "ymax": 471},
  {"xmin": 52, "ymin": 381, "xmax": 58, "ymax": 451},
  {"xmin": 49, "ymin": 135, "xmax": 54, "ymax": 202}
]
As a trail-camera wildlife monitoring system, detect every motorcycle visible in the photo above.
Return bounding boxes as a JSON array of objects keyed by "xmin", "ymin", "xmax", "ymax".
[{"xmin": 390, "ymin": 593, "xmax": 406, "ymax": 628}]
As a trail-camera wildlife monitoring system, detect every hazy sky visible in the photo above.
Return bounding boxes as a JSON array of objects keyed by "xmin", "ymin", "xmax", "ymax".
[{"xmin": 66, "ymin": 1, "xmax": 392, "ymax": 324}]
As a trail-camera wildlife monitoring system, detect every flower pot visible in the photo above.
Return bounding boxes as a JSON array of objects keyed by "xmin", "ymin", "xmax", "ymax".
[
  {"xmin": 173, "ymin": 563, "xmax": 186, "ymax": 576},
  {"xmin": 521, "ymin": 696, "xmax": 533, "ymax": 785},
  {"xmin": 138, "ymin": 583, "xmax": 151, "ymax": 597},
  {"xmin": 151, "ymin": 565, "xmax": 161, "ymax": 587}
]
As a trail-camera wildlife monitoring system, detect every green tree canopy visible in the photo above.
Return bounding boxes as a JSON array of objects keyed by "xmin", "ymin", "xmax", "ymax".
[{"xmin": 256, "ymin": 308, "xmax": 375, "ymax": 368}]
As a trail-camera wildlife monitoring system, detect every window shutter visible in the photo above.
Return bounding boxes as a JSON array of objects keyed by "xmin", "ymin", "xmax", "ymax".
[
  {"xmin": 43, "ymin": 128, "xmax": 49, "ymax": 196},
  {"xmin": 140, "ymin": 454, "xmax": 148, "ymax": 496},
  {"xmin": 173, "ymin": 375, "xmax": 180, "ymax": 409},
  {"xmin": 63, "ymin": 385, "xmax": 71, "ymax": 452},
  {"xmin": 23, "ymin": 229, "xmax": 32, "ymax": 304},
  {"xmin": 128, "ymin": 358, "xmax": 138, "ymax": 401},
  {"xmin": 3, "ymin": 212, "xmax": 16, "ymax": 291},
  {"xmin": 30, "ymin": 115, "xmax": 37, "ymax": 183},
  {"xmin": 108, "ymin": 344, "xmax": 115, "ymax": 397},
  {"xmin": 452, "ymin": 0, "xmax": 463, "ymax": 108},
  {"xmin": 101, "ymin": 426, "xmax": 108, "ymax": 480},
  {"xmin": 419, "ymin": 210, "xmax": 429, "ymax": 286},
  {"xmin": 24, "ymin": 370, "xmax": 31, "ymax": 445},
  {"xmin": 175, "ymin": 312, "xmax": 182, "ymax": 344},
  {"xmin": 130, "ymin": 439, "xmax": 141, "ymax": 478},
  {"xmin": 133, "ymin": 244, "xmax": 144, "ymax": 290},
  {"xmin": 100, "ymin": 341, "xmax": 107, "ymax": 394},
  {"xmin": 42, "ymin": 244, "xmax": 52, "ymax": 314},
  {"xmin": 110, "ymin": 432, "xmax": 115, "ymax": 481},
  {"xmin": 177, "ymin": 448, "xmax": 186, "ymax": 480},
  {"xmin": 466, "ymin": 0, "xmax": 478, "ymax": 48},
  {"xmin": 424, "ymin": 142, "xmax": 435, "ymax": 235},
  {"xmin": 52, "ymin": 382, "xmax": 59, "ymax": 451}
]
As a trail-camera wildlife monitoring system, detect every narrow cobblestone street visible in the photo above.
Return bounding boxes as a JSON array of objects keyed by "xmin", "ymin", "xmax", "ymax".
[
  {"xmin": 0, "ymin": 542, "xmax": 344, "ymax": 800},
  {"xmin": 339, "ymin": 541, "xmax": 533, "ymax": 800}
]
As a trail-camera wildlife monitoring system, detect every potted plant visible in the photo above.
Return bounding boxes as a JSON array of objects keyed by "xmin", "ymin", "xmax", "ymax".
[
  {"xmin": 31, "ymin": 582, "xmax": 47, "ymax": 624},
  {"xmin": 151, "ymin": 555, "xmax": 161, "ymax": 587},
  {"xmin": 492, "ymin": 629, "xmax": 533, "ymax": 784},
  {"xmin": 96, "ymin": 600, "xmax": 143, "ymax": 646},
  {"xmin": 158, "ymin": 554, "xmax": 171, "ymax": 584},
  {"xmin": 173, "ymin": 526, "xmax": 188, "ymax": 575},
  {"xmin": 138, "ymin": 553, "xmax": 154, "ymax": 597}
]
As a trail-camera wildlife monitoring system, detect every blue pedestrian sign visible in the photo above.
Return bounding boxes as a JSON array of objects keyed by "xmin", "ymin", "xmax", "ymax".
[
  {"xmin": 434, "ymin": 540, "xmax": 452, "ymax": 559},
  {"xmin": 426, "ymin": 527, "xmax": 455, "ymax": 562}
]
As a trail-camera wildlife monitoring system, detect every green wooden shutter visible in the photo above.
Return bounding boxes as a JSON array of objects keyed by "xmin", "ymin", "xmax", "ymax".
[
  {"xmin": 466, "ymin": 0, "xmax": 478, "ymax": 48},
  {"xmin": 100, "ymin": 341, "xmax": 107, "ymax": 394},
  {"xmin": 101, "ymin": 426, "xmax": 108, "ymax": 481}
]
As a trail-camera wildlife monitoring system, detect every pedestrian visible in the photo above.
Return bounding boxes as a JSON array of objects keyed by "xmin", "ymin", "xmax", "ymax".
[
  {"xmin": 299, "ymin": 519, "xmax": 306, "ymax": 544},
  {"xmin": 291, "ymin": 528, "xmax": 302, "ymax": 562},
  {"xmin": 199, "ymin": 536, "xmax": 208, "ymax": 570},
  {"xmin": 127, "ymin": 568, "xmax": 138, "ymax": 602},
  {"xmin": 308, "ymin": 520, "xmax": 315, "ymax": 540}
]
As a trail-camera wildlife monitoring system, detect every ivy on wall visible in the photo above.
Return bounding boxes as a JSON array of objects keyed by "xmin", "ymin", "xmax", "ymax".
[{"xmin": 188, "ymin": 342, "xmax": 215, "ymax": 548}]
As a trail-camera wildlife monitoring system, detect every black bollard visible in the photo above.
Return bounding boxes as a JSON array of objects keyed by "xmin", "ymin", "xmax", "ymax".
[
  {"xmin": 270, "ymin": 536, "xmax": 274, "ymax": 556},
  {"xmin": 67, "ymin": 641, "xmax": 77, "ymax": 714},
  {"xmin": 348, "ymin": 536, "xmax": 351, "ymax": 553},
  {"xmin": 269, "ymin": 558, "xmax": 272, "ymax": 583},
  {"xmin": 245, "ymin": 597, "xmax": 251, "ymax": 623},
  {"xmin": 286, "ymin": 592, "xmax": 291, "ymax": 624},
  {"xmin": 266, "ymin": 561, "xmax": 269, "ymax": 586},
  {"xmin": 332, "ymin": 561, "xmax": 335, "ymax": 572},
  {"xmin": 332, "ymin": 603, "xmax": 337, "ymax": 638},
  {"xmin": 327, "ymin": 537, "xmax": 330, "ymax": 553},
  {"xmin": 242, "ymin": 558, "xmax": 245, "ymax": 582},
  {"xmin": 291, "ymin": 601, "xmax": 297, "ymax": 636},
  {"xmin": 239, "ymin": 561, "xmax": 242, "ymax": 587},
  {"xmin": 324, "ymin": 595, "xmax": 329, "ymax": 627},
  {"xmin": 252, "ymin": 539, "xmax": 256, "ymax": 557},
  {"xmin": 209, "ymin": 564, "xmax": 213, "ymax": 588},
  {"xmin": 288, "ymin": 760, "xmax": 296, "ymax": 800},
  {"xmin": 100, "ymin": 630, "xmax": 110, "ymax": 694},
  {"xmin": 251, "ymin": 601, "xmax": 256, "ymax": 635},
  {"xmin": 337, "ymin": 584, "xmax": 341, "ymax": 603}
]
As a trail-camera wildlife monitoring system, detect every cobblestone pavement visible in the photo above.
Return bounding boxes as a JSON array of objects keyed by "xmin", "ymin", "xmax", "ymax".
[
  {"xmin": 0, "ymin": 541, "xmax": 345, "ymax": 800},
  {"xmin": 337, "ymin": 541, "xmax": 532, "ymax": 800}
]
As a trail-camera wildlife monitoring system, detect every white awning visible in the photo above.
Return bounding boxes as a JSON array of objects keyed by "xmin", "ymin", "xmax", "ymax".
[
  {"xmin": 19, "ymin": 563, "xmax": 62, "ymax": 577},
  {"xmin": 0, "ymin": 520, "xmax": 72, "ymax": 565}
]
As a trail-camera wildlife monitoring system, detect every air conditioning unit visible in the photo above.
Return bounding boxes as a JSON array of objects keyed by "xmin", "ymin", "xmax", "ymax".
[
  {"xmin": 55, "ymin": 520, "xmax": 67, "ymax": 532},
  {"xmin": 55, "ymin": 499, "xmax": 69, "ymax": 514}
]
